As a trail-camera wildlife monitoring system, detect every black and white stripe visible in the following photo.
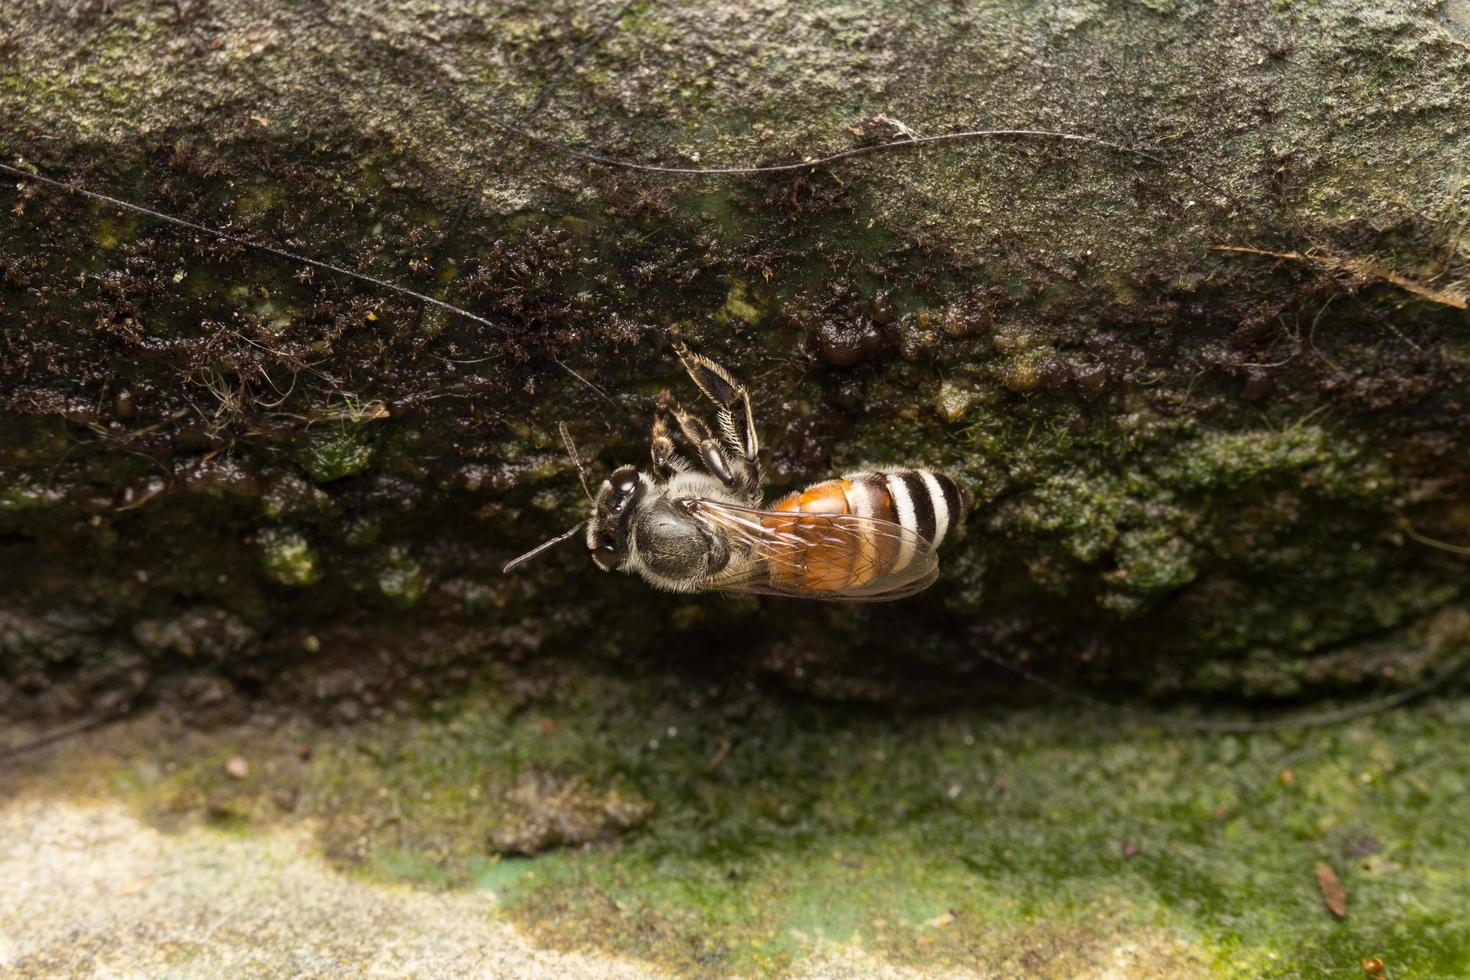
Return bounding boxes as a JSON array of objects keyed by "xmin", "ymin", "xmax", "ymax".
[
  {"xmin": 920, "ymin": 471, "xmax": 956, "ymax": 547},
  {"xmin": 901, "ymin": 472, "xmax": 937, "ymax": 543},
  {"xmin": 847, "ymin": 475, "xmax": 890, "ymax": 522},
  {"xmin": 859, "ymin": 469, "xmax": 968, "ymax": 551},
  {"xmin": 881, "ymin": 472, "xmax": 920, "ymax": 570}
]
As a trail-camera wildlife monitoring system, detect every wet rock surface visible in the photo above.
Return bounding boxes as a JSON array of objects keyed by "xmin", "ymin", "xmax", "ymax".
[{"xmin": 0, "ymin": 0, "xmax": 1467, "ymax": 721}]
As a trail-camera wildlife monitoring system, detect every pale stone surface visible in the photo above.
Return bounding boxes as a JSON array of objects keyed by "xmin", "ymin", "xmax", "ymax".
[
  {"xmin": 0, "ymin": 798, "xmax": 664, "ymax": 979},
  {"xmin": 0, "ymin": 796, "xmax": 1201, "ymax": 979}
]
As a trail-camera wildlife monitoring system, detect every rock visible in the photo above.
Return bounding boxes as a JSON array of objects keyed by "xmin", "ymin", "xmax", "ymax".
[
  {"xmin": 489, "ymin": 770, "xmax": 654, "ymax": 856},
  {"xmin": 812, "ymin": 318, "xmax": 885, "ymax": 368},
  {"xmin": 934, "ymin": 381, "xmax": 974, "ymax": 423},
  {"xmin": 132, "ymin": 608, "xmax": 257, "ymax": 662},
  {"xmin": 0, "ymin": 0, "xmax": 1466, "ymax": 717}
]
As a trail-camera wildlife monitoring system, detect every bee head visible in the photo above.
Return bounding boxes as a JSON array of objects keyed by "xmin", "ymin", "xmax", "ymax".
[{"xmin": 587, "ymin": 464, "xmax": 642, "ymax": 572}]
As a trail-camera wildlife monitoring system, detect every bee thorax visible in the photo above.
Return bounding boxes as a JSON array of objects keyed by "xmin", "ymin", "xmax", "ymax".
[{"xmin": 628, "ymin": 495, "xmax": 730, "ymax": 590}]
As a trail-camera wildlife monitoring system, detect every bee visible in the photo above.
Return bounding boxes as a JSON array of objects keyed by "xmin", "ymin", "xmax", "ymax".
[{"xmin": 504, "ymin": 345, "xmax": 973, "ymax": 601}]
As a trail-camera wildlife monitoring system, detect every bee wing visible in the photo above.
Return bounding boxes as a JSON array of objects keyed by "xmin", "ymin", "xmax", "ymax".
[{"xmin": 683, "ymin": 498, "xmax": 941, "ymax": 602}]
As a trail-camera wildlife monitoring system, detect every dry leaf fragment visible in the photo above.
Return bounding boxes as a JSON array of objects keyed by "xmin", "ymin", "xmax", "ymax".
[{"xmin": 1315, "ymin": 860, "xmax": 1348, "ymax": 919}]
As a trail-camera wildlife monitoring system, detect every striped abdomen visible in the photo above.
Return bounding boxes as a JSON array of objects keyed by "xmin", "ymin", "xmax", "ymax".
[{"xmin": 766, "ymin": 470, "xmax": 972, "ymax": 590}]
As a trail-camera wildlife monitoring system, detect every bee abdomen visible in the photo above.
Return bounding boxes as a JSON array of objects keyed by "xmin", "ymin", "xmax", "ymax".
[
  {"xmin": 764, "ymin": 478, "xmax": 848, "ymax": 590},
  {"xmin": 771, "ymin": 478, "xmax": 854, "ymax": 517},
  {"xmin": 845, "ymin": 470, "xmax": 971, "ymax": 548},
  {"xmin": 766, "ymin": 470, "xmax": 971, "ymax": 591}
]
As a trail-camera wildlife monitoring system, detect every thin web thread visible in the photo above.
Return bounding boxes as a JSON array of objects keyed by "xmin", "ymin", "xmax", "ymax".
[
  {"xmin": 0, "ymin": 704, "xmax": 133, "ymax": 762},
  {"xmin": 536, "ymin": 126, "xmax": 1209, "ymax": 185},
  {"xmin": 0, "ymin": 161, "xmax": 499, "ymax": 327},
  {"xmin": 0, "ymin": 160, "xmax": 613, "ymax": 404}
]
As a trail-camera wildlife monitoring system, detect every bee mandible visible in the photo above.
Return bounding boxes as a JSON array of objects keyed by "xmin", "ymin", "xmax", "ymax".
[{"xmin": 504, "ymin": 345, "xmax": 973, "ymax": 601}]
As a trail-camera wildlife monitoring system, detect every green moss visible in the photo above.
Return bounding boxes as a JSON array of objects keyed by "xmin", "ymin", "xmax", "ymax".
[
  {"xmin": 1160, "ymin": 426, "xmax": 1371, "ymax": 497},
  {"xmin": 0, "ymin": 474, "xmax": 64, "ymax": 512},
  {"xmin": 354, "ymin": 677, "xmax": 1470, "ymax": 976},
  {"xmin": 1101, "ymin": 526, "xmax": 1199, "ymax": 614},
  {"xmin": 376, "ymin": 547, "xmax": 428, "ymax": 608},
  {"xmin": 1002, "ymin": 469, "xmax": 1128, "ymax": 564},
  {"xmin": 342, "ymin": 514, "xmax": 382, "ymax": 548},
  {"xmin": 981, "ymin": 416, "xmax": 1427, "ymax": 639},
  {"xmin": 260, "ymin": 474, "xmax": 333, "ymax": 520},
  {"xmin": 933, "ymin": 379, "xmax": 974, "ymax": 423},
  {"xmin": 995, "ymin": 347, "xmax": 1048, "ymax": 393},
  {"xmin": 256, "ymin": 528, "xmax": 322, "ymax": 586},
  {"xmin": 713, "ymin": 278, "xmax": 764, "ymax": 326},
  {"xmin": 19, "ymin": 637, "xmax": 1470, "ymax": 977},
  {"xmin": 294, "ymin": 426, "xmax": 376, "ymax": 484}
]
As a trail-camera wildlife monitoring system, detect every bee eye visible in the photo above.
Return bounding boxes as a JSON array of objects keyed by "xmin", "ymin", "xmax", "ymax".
[{"xmin": 611, "ymin": 468, "xmax": 638, "ymax": 496}]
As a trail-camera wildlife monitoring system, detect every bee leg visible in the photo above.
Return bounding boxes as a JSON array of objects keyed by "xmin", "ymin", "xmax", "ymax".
[
  {"xmin": 653, "ymin": 390, "xmax": 725, "ymax": 483},
  {"xmin": 666, "ymin": 396, "xmax": 748, "ymax": 490},
  {"xmin": 673, "ymin": 344, "xmax": 762, "ymax": 498},
  {"xmin": 650, "ymin": 391, "xmax": 684, "ymax": 479}
]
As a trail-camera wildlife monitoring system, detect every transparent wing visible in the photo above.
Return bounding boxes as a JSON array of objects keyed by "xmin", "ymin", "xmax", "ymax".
[{"xmin": 683, "ymin": 498, "xmax": 941, "ymax": 602}]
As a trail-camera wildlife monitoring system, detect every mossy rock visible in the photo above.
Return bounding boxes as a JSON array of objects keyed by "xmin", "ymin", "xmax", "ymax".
[{"xmin": 0, "ymin": 0, "xmax": 1466, "ymax": 719}]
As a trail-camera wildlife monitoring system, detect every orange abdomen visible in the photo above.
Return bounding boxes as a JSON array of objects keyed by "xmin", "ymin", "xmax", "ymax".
[
  {"xmin": 772, "ymin": 479, "xmax": 854, "ymax": 516},
  {"xmin": 766, "ymin": 478, "xmax": 894, "ymax": 591},
  {"xmin": 763, "ymin": 470, "xmax": 969, "ymax": 593}
]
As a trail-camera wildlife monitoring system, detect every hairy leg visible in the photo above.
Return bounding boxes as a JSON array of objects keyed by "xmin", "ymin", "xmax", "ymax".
[
  {"xmin": 654, "ymin": 389, "xmax": 745, "ymax": 489},
  {"xmin": 673, "ymin": 343, "xmax": 762, "ymax": 500}
]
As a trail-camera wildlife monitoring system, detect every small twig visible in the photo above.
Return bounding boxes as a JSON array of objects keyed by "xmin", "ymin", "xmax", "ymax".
[
  {"xmin": 1395, "ymin": 507, "xmax": 1470, "ymax": 557},
  {"xmin": 0, "ymin": 702, "xmax": 136, "ymax": 763},
  {"xmin": 528, "ymin": 125, "xmax": 1248, "ymax": 215},
  {"xmin": 706, "ymin": 736, "xmax": 731, "ymax": 771},
  {"xmin": 1212, "ymin": 245, "xmax": 1468, "ymax": 309}
]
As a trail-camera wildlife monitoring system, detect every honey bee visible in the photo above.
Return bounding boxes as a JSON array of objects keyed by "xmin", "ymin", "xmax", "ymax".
[{"xmin": 503, "ymin": 345, "xmax": 973, "ymax": 601}]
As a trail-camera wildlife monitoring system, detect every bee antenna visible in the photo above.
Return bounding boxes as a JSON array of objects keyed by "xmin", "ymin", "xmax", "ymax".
[
  {"xmin": 559, "ymin": 421, "xmax": 594, "ymax": 500},
  {"xmin": 502, "ymin": 520, "xmax": 589, "ymax": 574}
]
